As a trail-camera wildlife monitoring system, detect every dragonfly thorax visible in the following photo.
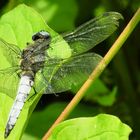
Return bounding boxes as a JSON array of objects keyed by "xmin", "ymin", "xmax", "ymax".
[
  {"xmin": 20, "ymin": 55, "xmax": 45, "ymax": 73},
  {"xmin": 20, "ymin": 34, "xmax": 51, "ymax": 73}
]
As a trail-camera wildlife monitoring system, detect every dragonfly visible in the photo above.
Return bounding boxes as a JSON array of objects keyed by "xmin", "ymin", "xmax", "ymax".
[{"xmin": 0, "ymin": 12, "xmax": 122, "ymax": 138}]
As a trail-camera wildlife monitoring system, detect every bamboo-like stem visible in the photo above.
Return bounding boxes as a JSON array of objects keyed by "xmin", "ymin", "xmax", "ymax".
[{"xmin": 42, "ymin": 8, "xmax": 140, "ymax": 140}]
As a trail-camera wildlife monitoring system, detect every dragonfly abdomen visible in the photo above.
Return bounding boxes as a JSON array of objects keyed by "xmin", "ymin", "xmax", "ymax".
[{"xmin": 5, "ymin": 75, "xmax": 34, "ymax": 138}]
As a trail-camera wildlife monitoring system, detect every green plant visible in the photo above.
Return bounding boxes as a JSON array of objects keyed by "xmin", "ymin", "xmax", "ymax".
[{"xmin": 0, "ymin": 3, "xmax": 139, "ymax": 140}]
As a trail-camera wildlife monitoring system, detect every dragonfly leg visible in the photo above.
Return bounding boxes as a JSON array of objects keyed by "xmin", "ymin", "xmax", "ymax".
[
  {"xmin": 27, "ymin": 86, "xmax": 37, "ymax": 101},
  {"xmin": 16, "ymin": 70, "xmax": 21, "ymax": 78}
]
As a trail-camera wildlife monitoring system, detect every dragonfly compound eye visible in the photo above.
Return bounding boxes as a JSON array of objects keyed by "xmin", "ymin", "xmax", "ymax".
[{"xmin": 32, "ymin": 30, "xmax": 50, "ymax": 41}]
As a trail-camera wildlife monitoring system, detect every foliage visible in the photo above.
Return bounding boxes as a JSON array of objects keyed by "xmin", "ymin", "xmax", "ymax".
[
  {"xmin": 0, "ymin": 4, "xmax": 62, "ymax": 140},
  {"xmin": 48, "ymin": 114, "xmax": 131, "ymax": 140},
  {"xmin": 0, "ymin": 0, "xmax": 139, "ymax": 140}
]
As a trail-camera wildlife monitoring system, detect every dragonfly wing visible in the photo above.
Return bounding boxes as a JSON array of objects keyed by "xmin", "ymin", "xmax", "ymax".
[
  {"xmin": 0, "ymin": 67, "xmax": 20, "ymax": 98},
  {"xmin": 0, "ymin": 38, "xmax": 21, "ymax": 66},
  {"xmin": 62, "ymin": 12, "xmax": 123, "ymax": 55},
  {"xmin": 34, "ymin": 53, "xmax": 102, "ymax": 94}
]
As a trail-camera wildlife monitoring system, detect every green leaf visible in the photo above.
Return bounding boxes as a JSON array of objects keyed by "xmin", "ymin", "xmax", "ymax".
[
  {"xmin": 94, "ymin": 86, "xmax": 117, "ymax": 106},
  {"xmin": 72, "ymin": 79, "xmax": 117, "ymax": 106},
  {"xmin": 21, "ymin": 133, "xmax": 40, "ymax": 140},
  {"xmin": 0, "ymin": 4, "xmax": 69, "ymax": 140},
  {"xmin": 23, "ymin": 0, "xmax": 78, "ymax": 31},
  {"xmin": 0, "ymin": 0, "xmax": 78, "ymax": 32},
  {"xmin": 0, "ymin": 4, "xmax": 53, "ymax": 48},
  {"xmin": 48, "ymin": 114, "xmax": 132, "ymax": 140},
  {"xmin": 0, "ymin": 4, "xmax": 71, "ymax": 59},
  {"xmin": 85, "ymin": 79, "xmax": 117, "ymax": 106},
  {"xmin": 25, "ymin": 102, "xmax": 101, "ymax": 138}
]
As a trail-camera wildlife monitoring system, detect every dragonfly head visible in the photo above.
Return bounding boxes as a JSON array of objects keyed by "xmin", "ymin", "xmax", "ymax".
[{"xmin": 32, "ymin": 30, "xmax": 50, "ymax": 41}]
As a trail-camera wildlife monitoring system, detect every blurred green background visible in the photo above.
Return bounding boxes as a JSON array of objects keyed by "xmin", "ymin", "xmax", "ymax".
[{"xmin": 0, "ymin": 0, "xmax": 140, "ymax": 140}]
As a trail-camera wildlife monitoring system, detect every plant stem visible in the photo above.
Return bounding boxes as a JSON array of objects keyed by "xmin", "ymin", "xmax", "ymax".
[{"xmin": 42, "ymin": 8, "xmax": 140, "ymax": 140}]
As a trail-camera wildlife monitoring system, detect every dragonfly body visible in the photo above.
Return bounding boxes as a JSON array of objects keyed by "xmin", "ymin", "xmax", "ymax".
[
  {"xmin": 5, "ymin": 75, "xmax": 34, "ymax": 137},
  {"xmin": 0, "ymin": 12, "xmax": 122, "ymax": 138},
  {"xmin": 4, "ymin": 31, "xmax": 51, "ymax": 137}
]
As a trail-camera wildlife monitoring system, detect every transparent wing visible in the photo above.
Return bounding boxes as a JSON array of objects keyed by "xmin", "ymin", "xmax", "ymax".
[
  {"xmin": 0, "ymin": 38, "xmax": 21, "ymax": 66},
  {"xmin": 34, "ymin": 53, "xmax": 102, "ymax": 94},
  {"xmin": 0, "ymin": 67, "xmax": 20, "ymax": 98},
  {"xmin": 62, "ymin": 12, "xmax": 123, "ymax": 55}
]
